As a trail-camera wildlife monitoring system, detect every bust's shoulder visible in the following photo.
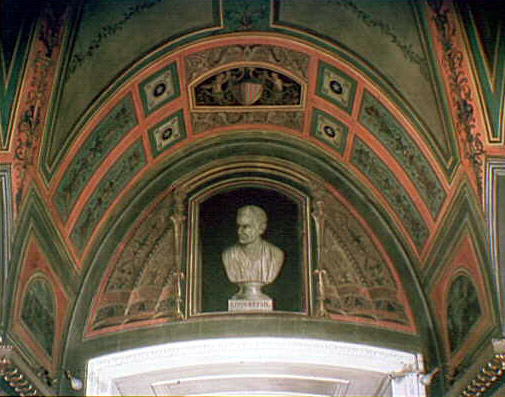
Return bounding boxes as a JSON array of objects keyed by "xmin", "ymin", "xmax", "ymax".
[
  {"xmin": 222, "ymin": 244, "xmax": 240, "ymax": 258},
  {"xmin": 264, "ymin": 240, "xmax": 284, "ymax": 257},
  {"xmin": 223, "ymin": 244, "xmax": 240, "ymax": 253}
]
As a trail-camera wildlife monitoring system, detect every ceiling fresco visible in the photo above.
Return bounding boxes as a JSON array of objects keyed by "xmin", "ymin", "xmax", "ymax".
[
  {"xmin": 40, "ymin": 33, "xmax": 454, "ymax": 263},
  {"xmin": 40, "ymin": 0, "xmax": 462, "ymax": 182},
  {"xmin": 1, "ymin": 1, "xmax": 505, "ymax": 396}
]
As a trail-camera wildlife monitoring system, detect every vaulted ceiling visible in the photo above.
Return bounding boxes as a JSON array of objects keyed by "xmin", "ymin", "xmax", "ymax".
[{"xmin": 1, "ymin": 0, "xmax": 505, "ymax": 396}]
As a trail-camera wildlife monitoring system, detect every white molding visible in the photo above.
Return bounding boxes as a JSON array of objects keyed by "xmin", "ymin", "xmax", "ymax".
[
  {"xmin": 486, "ymin": 159, "xmax": 505, "ymax": 331},
  {"xmin": 87, "ymin": 337, "xmax": 425, "ymax": 396},
  {"xmin": 0, "ymin": 165, "xmax": 13, "ymax": 321}
]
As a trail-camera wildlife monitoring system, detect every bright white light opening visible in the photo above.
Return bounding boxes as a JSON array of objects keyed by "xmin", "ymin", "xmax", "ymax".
[{"xmin": 87, "ymin": 337, "xmax": 426, "ymax": 396}]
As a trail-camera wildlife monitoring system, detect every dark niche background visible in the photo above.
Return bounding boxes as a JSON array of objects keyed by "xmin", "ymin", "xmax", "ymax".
[{"xmin": 199, "ymin": 187, "xmax": 303, "ymax": 313}]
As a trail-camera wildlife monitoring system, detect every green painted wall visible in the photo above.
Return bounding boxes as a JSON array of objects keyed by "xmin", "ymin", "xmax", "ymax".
[
  {"xmin": 46, "ymin": 0, "xmax": 219, "ymax": 170},
  {"xmin": 276, "ymin": 0, "xmax": 452, "ymax": 159}
]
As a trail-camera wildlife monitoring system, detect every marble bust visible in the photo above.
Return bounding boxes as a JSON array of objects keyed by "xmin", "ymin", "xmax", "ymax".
[{"xmin": 222, "ymin": 205, "xmax": 284, "ymax": 301}]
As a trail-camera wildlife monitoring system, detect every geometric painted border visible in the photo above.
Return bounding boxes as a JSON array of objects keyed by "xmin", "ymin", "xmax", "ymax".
[
  {"xmin": 359, "ymin": 91, "xmax": 446, "ymax": 218},
  {"xmin": 310, "ymin": 108, "xmax": 348, "ymax": 155},
  {"xmin": 139, "ymin": 62, "xmax": 180, "ymax": 116},
  {"xmin": 316, "ymin": 61, "xmax": 357, "ymax": 114},
  {"xmin": 351, "ymin": 137, "xmax": 429, "ymax": 250},
  {"xmin": 421, "ymin": 182, "xmax": 501, "ymax": 392},
  {"xmin": 148, "ymin": 109, "xmax": 186, "ymax": 157},
  {"xmin": 53, "ymin": 94, "xmax": 138, "ymax": 222},
  {"xmin": 70, "ymin": 139, "xmax": 146, "ymax": 255},
  {"xmin": 2, "ymin": 187, "xmax": 77, "ymax": 380}
]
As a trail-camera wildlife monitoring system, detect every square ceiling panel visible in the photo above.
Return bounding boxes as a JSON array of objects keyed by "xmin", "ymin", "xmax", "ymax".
[{"xmin": 140, "ymin": 62, "xmax": 180, "ymax": 115}]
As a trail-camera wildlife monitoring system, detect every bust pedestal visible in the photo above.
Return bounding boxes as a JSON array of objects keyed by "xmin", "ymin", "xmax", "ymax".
[{"xmin": 228, "ymin": 282, "xmax": 273, "ymax": 312}]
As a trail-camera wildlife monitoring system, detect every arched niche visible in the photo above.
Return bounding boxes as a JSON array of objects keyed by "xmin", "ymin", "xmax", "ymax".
[
  {"xmin": 83, "ymin": 146, "xmax": 417, "ymax": 335},
  {"xmin": 181, "ymin": 161, "xmax": 313, "ymax": 316},
  {"xmin": 63, "ymin": 132, "xmax": 441, "ymax": 389}
]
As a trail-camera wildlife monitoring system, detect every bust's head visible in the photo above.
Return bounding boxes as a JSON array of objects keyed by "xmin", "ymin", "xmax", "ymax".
[{"xmin": 236, "ymin": 205, "xmax": 267, "ymax": 245}]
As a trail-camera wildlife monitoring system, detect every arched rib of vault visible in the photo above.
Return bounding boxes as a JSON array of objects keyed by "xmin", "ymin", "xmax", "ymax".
[
  {"xmin": 44, "ymin": 31, "xmax": 455, "ymax": 194},
  {"xmin": 47, "ymin": 33, "xmax": 451, "ymax": 266},
  {"xmin": 61, "ymin": 131, "xmax": 443, "ymax": 386},
  {"xmin": 42, "ymin": 21, "xmax": 458, "ymax": 183}
]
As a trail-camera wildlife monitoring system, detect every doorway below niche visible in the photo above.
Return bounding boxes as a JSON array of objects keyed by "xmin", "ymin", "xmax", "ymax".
[{"xmin": 86, "ymin": 337, "xmax": 426, "ymax": 396}]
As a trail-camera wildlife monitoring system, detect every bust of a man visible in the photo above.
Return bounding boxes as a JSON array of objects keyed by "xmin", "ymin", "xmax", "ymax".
[{"xmin": 222, "ymin": 205, "xmax": 284, "ymax": 301}]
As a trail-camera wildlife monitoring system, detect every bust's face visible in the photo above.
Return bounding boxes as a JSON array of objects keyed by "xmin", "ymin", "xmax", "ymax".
[{"xmin": 236, "ymin": 212, "xmax": 263, "ymax": 245}]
